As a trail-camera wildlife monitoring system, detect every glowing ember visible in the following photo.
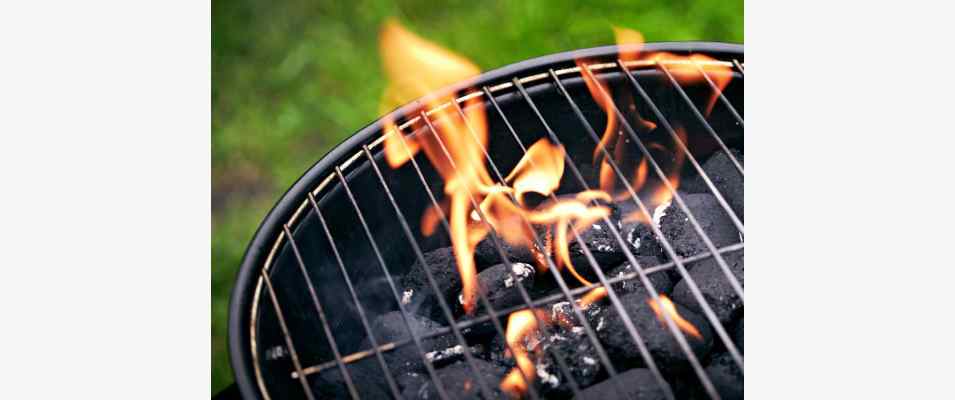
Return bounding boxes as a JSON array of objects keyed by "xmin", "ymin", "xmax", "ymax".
[{"xmin": 648, "ymin": 294, "xmax": 703, "ymax": 340}]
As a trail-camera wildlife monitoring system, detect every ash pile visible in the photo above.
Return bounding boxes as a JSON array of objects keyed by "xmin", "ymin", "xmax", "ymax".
[{"xmin": 317, "ymin": 149, "xmax": 744, "ymax": 400}]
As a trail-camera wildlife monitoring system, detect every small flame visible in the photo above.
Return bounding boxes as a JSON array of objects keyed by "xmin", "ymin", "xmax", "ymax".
[
  {"xmin": 500, "ymin": 309, "xmax": 547, "ymax": 398},
  {"xmin": 648, "ymin": 295, "xmax": 702, "ymax": 340}
]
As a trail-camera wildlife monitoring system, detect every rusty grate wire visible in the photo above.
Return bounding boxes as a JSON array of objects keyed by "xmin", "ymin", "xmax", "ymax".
[{"xmin": 250, "ymin": 57, "xmax": 744, "ymax": 400}]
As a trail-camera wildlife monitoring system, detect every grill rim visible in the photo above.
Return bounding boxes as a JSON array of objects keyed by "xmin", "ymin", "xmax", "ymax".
[{"xmin": 227, "ymin": 41, "xmax": 744, "ymax": 400}]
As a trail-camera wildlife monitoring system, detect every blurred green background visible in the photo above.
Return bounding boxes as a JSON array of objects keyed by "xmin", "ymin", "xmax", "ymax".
[{"xmin": 212, "ymin": 0, "xmax": 742, "ymax": 393}]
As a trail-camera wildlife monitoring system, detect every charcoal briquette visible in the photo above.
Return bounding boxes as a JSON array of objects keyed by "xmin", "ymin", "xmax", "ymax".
[
  {"xmin": 670, "ymin": 251, "xmax": 744, "ymax": 324},
  {"xmin": 573, "ymin": 368, "xmax": 667, "ymax": 400},
  {"xmin": 596, "ymin": 291, "xmax": 713, "ymax": 371},
  {"xmin": 615, "ymin": 201, "xmax": 668, "ymax": 260},
  {"xmin": 659, "ymin": 193, "xmax": 741, "ymax": 258},
  {"xmin": 474, "ymin": 229, "xmax": 545, "ymax": 268},
  {"xmin": 565, "ymin": 219, "xmax": 625, "ymax": 281},
  {"xmin": 606, "ymin": 259, "xmax": 674, "ymax": 296},
  {"xmin": 312, "ymin": 358, "xmax": 390, "ymax": 399},
  {"xmin": 400, "ymin": 359, "xmax": 505, "ymax": 400},
  {"xmin": 470, "ymin": 262, "xmax": 536, "ymax": 314},
  {"xmin": 357, "ymin": 311, "xmax": 458, "ymax": 371},
  {"xmin": 681, "ymin": 149, "xmax": 743, "ymax": 221},
  {"xmin": 399, "ymin": 247, "xmax": 463, "ymax": 322},
  {"xmin": 705, "ymin": 353, "xmax": 743, "ymax": 400},
  {"xmin": 733, "ymin": 316, "xmax": 743, "ymax": 354}
]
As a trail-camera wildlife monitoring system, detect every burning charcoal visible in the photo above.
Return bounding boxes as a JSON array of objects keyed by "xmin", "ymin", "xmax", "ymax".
[
  {"xmin": 670, "ymin": 251, "xmax": 744, "ymax": 325},
  {"xmin": 566, "ymin": 219, "xmax": 625, "ymax": 281},
  {"xmin": 312, "ymin": 358, "xmax": 390, "ymax": 399},
  {"xmin": 573, "ymin": 368, "xmax": 667, "ymax": 400},
  {"xmin": 483, "ymin": 313, "xmax": 604, "ymax": 398},
  {"xmin": 357, "ymin": 311, "xmax": 459, "ymax": 371},
  {"xmin": 615, "ymin": 202, "xmax": 668, "ymax": 260},
  {"xmin": 607, "ymin": 259, "xmax": 674, "ymax": 296},
  {"xmin": 682, "ymin": 149, "xmax": 744, "ymax": 221},
  {"xmin": 469, "ymin": 262, "xmax": 536, "ymax": 314},
  {"xmin": 399, "ymin": 247, "xmax": 462, "ymax": 322},
  {"xmin": 474, "ymin": 230, "xmax": 545, "ymax": 268},
  {"xmin": 659, "ymin": 193, "xmax": 741, "ymax": 258},
  {"xmin": 597, "ymin": 292, "xmax": 713, "ymax": 371},
  {"xmin": 706, "ymin": 353, "xmax": 744, "ymax": 400},
  {"xmin": 400, "ymin": 359, "xmax": 505, "ymax": 400}
]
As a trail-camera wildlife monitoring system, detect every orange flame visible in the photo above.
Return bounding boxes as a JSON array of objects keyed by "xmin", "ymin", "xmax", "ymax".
[
  {"xmin": 500, "ymin": 309, "xmax": 549, "ymax": 398},
  {"xmin": 648, "ymin": 295, "xmax": 702, "ymax": 340}
]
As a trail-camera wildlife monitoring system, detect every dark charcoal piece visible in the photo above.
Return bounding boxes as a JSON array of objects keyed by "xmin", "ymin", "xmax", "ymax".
[
  {"xmin": 681, "ymin": 149, "xmax": 743, "ymax": 221},
  {"xmin": 565, "ymin": 219, "xmax": 625, "ymax": 281},
  {"xmin": 573, "ymin": 368, "xmax": 667, "ymax": 400},
  {"xmin": 606, "ymin": 258, "xmax": 674, "ymax": 296},
  {"xmin": 474, "ymin": 229, "xmax": 545, "ymax": 268},
  {"xmin": 357, "ymin": 311, "xmax": 458, "ymax": 372},
  {"xmin": 400, "ymin": 359, "xmax": 505, "ymax": 400},
  {"xmin": 312, "ymin": 358, "xmax": 390, "ymax": 399},
  {"xmin": 616, "ymin": 202, "xmax": 668, "ymax": 260},
  {"xmin": 671, "ymin": 251, "xmax": 744, "ymax": 325},
  {"xmin": 470, "ymin": 262, "xmax": 536, "ymax": 314},
  {"xmin": 399, "ymin": 247, "xmax": 462, "ymax": 322},
  {"xmin": 706, "ymin": 353, "xmax": 744, "ymax": 400},
  {"xmin": 597, "ymin": 292, "xmax": 713, "ymax": 371},
  {"xmin": 659, "ymin": 193, "xmax": 741, "ymax": 258},
  {"xmin": 734, "ymin": 317, "xmax": 744, "ymax": 354}
]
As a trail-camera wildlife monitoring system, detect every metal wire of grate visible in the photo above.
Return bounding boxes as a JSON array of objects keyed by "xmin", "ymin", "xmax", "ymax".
[{"xmin": 251, "ymin": 55, "xmax": 744, "ymax": 400}]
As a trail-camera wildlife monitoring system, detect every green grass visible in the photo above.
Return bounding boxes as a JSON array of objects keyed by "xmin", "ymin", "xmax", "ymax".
[{"xmin": 212, "ymin": 0, "xmax": 742, "ymax": 393}]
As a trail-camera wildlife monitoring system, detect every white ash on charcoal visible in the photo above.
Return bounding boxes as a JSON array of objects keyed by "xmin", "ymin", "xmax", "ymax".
[
  {"xmin": 705, "ymin": 353, "xmax": 743, "ymax": 400},
  {"xmin": 563, "ymin": 219, "xmax": 626, "ymax": 281},
  {"xmin": 399, "ymin": 247, "xmax": 464, "ymax": 323},
  {"xmin": 596, "ymin": 292, "xmax": 713, "ymax": 371},
  {"xmin": 357, "ymin": 311, "xmax": 469, "ymax": 371},
  {"xmin": 399, "ymin": 359, "xmax": 506, "ymax": 400},
  {"xmin": 606, "ymin": 258, "xmax": 674, "ymax": 296},
  {"xmin": 466, "ymin": 262, "xmax": 537, "ymax": 315},
  {"xmin": 671, "ymin": 251, "xmax": 744, "ymax": 325},
  {"xmin": 311, "ymin": 358, "xmax": 391, "ymax": 399},
  {"xmin": 572, "ymin": 368, "xmax": 667, "ymax": 400},
  {"xmin": 681, "ymin": 149, "xmax": 743, "ymax": 221},
  {"xmin": 474, "ymin": 228, "xmax": 547, "ymax": 268},
  {"xmin": 659, "ymin": 192, "xmax": 741, "ymax": 258},
  {"xmin": 614, "ymin": 201, "xmax": 668, "ymax": 260}
]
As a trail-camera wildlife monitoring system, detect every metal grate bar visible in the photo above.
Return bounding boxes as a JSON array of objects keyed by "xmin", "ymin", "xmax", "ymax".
[
  {"xmin": 306, "ymin": 193, "xmax": 403, "ymax": 399},
  {"xmin": 546, "ymin": 69, "xmax": 722, "ymax": 399},
  {"xmin": 433, "ymin": 100, "xmax": 638, "ymax": 399},
  {"xmin": 475, "ymin": 86, "xmax": 675, "ymax": 399},
  {"xmin": 659, "ymin": 62, "xmax": 744, "ymax": 175},
  {"xmin": 627, "ymin": 64, "xmax": 744, "ymax": 232},
  {"xmin": 614, "ymin": 60, "xmax": 746, "ymax": 306},
  {"xmin": 691, "ymin": 60, "xmax": 744, "ymax": 127},
  {"xmin": 261, "ymin": 271, "xmax": 318, "ymax": 400},
  {"xmin": 517, "ymin": 74, "xmax": 713, "ymax": 399},
  {"xmin": 733, "ymin": 59, "xmax": 745, "ymax": 74},
  {"xmin": 282, "ymin": 225, "xmax": 360, "ymax": 399},
  {"xmin": 389, "ymin": 114, "xmax": 545, "ymax": 399},
  {"xmin": 293, "ymin": 244, "xmax": 743, "ymax": 379},
  {"xmin": 361, "ymin": 145, "xmax": 497, "ymax": 400},
  {"xmin": 334, "ymin": 166, "xmax": 452, "ymax": 400}
]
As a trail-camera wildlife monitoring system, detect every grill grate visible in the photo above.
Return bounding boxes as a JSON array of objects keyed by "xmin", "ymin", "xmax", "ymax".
[{"xmin": 242, "ymin": 50, "xmax": 744, "ymax": 400}]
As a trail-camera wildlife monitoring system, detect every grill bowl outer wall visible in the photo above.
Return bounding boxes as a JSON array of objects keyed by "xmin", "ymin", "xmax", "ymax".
[{"xmin": 228, "ymin": 42, "xmax": 743, "ymax": 400}]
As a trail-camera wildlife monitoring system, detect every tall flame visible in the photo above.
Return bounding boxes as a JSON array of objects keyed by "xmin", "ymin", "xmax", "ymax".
[{"xmin": 648, "ymin": 295, "xmax": 703, "ymax": 340}]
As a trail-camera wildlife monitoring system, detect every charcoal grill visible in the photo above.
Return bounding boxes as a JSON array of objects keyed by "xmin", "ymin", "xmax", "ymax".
[{"xmin": 227, "ymin": 42, "xmax": 744, "ymax": 400}]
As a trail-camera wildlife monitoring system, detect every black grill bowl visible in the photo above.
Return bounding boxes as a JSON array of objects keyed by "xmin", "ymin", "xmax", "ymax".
[{"xmin": 228, "ymin": 42, "xmax": 743, "ymax": 400}]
